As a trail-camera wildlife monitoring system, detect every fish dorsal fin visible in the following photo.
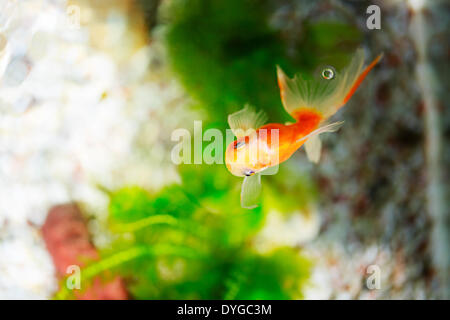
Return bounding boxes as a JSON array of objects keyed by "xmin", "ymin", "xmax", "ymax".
[
  {"xmin": 228, "ymin": 105, "xmax": 268, "ymax": 138},
  {"xmin": 304, "ymin": 135, "xmax": 322, "ymax": 163},
  {"xmin": 277, "ymin": 49, "xmax": 370, "ymax": 119},
  {"xmin": 240, "ymin": 172, "xmax": 261, "ymax": 209}
]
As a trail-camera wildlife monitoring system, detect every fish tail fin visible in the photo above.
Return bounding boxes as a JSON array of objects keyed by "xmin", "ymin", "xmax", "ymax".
[
  {"xmin": 341, "ymin": 52, "xmax": 383, "ymax": 106},
  {"xmin": 276, "ymin": 49, "xmax": 383, "ymax": 122}
]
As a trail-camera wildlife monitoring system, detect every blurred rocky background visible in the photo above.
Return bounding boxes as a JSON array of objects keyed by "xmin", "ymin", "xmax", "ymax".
[{"xmin": 0, "ymin": 0, "xmax": 448, "ymax": 299}]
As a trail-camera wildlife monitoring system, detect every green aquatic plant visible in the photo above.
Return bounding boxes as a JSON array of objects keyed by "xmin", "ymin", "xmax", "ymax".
[
  {"xmin": 163, "ymin": 0, "xmax": 361, "ymax": 126},
  {"xmin": 55, "ymin": 165, "xmax": 312, "ymax": 299}
]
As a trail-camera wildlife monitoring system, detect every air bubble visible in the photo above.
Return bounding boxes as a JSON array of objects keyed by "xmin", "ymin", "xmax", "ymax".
[{"xmin": 321, "ymin": 67, "xmax": 335, "ymax": 80}]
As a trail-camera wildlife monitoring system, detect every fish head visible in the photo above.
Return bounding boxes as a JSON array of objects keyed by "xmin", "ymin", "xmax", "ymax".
[{"xmin": 225, "ymin": 134, "xmax": 265, "ymax": 177}]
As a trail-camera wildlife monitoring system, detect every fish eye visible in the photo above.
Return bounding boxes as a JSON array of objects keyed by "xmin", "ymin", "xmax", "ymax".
[
  {"xmin": 235, "ymin": 140, "xmax": 246, "ymax": 149},
  {"xmin": 244, "ymin": 169, "xmax": 255, "ymax": 176}
]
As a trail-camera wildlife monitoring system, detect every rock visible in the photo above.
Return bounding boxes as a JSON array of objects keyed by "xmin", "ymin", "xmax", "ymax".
[{"xmin": 42, "ymin": 204, "xmax": 128, "ymax": 300}]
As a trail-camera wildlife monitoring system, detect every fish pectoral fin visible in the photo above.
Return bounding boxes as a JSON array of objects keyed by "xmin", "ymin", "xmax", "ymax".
[
  {"xmin": 261, "ymin": 165, "xmax": 279, "ymax": 176},
  {"xmin": 305, "ymin": 135, "xmax": 322, "ymax": 163},
  {"xmin": 240, "ymin": 173, "xmax": 262, "ymax": 209},
  {"xmin": 228, "ymin": 104, "xmax": 268, "ymax": 138},
  {"xmin": 297, "ymin": 121, "xmax": 344, "ymax": 144},
  {"xmin": 297, "ymin": 121, "xmax": 344, "ymax": 163}
]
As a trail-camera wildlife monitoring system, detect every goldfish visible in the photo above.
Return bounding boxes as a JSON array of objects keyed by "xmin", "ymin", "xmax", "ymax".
[{"xmin": 225, "ymin": 49, "xmax": 383, "ymax": 208}]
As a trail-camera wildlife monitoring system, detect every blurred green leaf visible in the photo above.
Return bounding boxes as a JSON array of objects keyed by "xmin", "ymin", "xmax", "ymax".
[{"xmin": 164, "ymin": 0, "xmax": 361, "ymax": 124}]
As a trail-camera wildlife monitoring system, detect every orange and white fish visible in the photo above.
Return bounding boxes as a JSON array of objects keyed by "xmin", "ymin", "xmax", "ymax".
[{"xmin": 225, "ymin": 49, "xmax": 382, "ymax": 208}]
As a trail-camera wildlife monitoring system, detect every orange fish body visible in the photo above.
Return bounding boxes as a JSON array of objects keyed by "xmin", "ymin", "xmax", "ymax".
[
  {"xmin": 225, "ymin": 109, "xmax": 324, "ymax": 176},
  {"xmin": 262, "ymin": 109, "xmax": 323, "ymax": 163}
]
